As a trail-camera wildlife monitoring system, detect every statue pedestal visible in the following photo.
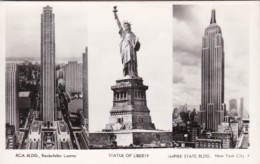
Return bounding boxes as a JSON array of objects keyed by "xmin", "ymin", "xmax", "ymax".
[{"xmin": 103, "ymin": 77, "xmax": 155, "ymax": 132}]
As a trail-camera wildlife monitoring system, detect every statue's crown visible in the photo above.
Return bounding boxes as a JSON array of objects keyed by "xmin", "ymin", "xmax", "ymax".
[{"xmin": 123, "ymin": 21, "xmax": 132, "ymax": 26}]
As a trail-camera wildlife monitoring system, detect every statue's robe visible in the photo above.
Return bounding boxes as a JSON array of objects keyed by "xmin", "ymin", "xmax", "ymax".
[{"xmin": 119, "ymin": 28, "xmax": 140, "ymax": 77}]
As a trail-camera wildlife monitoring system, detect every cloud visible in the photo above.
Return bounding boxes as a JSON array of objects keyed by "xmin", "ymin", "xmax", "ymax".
[
  {"xmin": 174, "ymin": 50, "xmax": 201, "ymax": 66},
  {"xmin": 173, "ymin": 74, "xmax": 185, "ymax": 84},
  {"xmin": 173, "ymin": 17, "xmax": 202, "ymax": 67},
  {"xmin": 173, "ymin": 5, "xmax": 195, "ymax": 22},
  {"xmin": 172, "ymin": 5, "xmax": 250, "ymax": 112}
]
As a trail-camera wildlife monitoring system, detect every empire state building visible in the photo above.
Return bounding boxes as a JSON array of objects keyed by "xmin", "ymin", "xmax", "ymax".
[{"xmin": 199, "ymin": 9, "xmax": 225, "ymax": 131}]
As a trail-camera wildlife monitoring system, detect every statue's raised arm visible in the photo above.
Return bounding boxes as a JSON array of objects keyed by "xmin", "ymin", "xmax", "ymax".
[
  {"xmin": 113, "ymin": 6, "xmax": 122, "ymax": 31},
  {"xmin": 113, "ymin": 6, "xmax": 140, "ymax": 78}
]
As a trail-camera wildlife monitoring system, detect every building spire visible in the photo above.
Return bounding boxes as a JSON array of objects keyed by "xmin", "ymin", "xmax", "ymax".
[{"xmin": 210, "ymin": 9, "xmax": 216, "ymax": 24}]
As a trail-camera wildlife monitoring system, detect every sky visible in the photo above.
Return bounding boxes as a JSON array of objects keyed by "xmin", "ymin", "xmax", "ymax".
[
  {"xmin": 172, "ymin": 5, "xmax": 250, "ymax": 113},
  {"xmin": 87, "ymin": 3, "xmax": 172, "ymax": 131},
  {"xmin": 5, "ymin": 2, "xmax": 172, "ymax": 131},
  {"xmin": 6, "ymin": 2, "xmax": 89, "ymax": 61}
]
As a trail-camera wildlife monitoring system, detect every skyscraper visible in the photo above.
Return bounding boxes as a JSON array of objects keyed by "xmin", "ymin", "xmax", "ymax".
[
  {"xmin": 39, "ymin": 5, "xmax": 56, "ymax": 124},
  {"xmin": 6, "ymin": 63, "xmax": 19, "ymax": 131},
  {"xmin": 65, "ymin": 61, "xmax": 82, "ymax": 93},
  {"xmin": 27, "ymin": 6, "xmax": 73, "ymax": 150},
  {"xmin": 229, "ymin": 99, "xmax": 238, "ymax": 112},
  {"xmin": 82, "ymin": 47, "xmax": 89, "ymax": 130},
  {"xmin": 199, "ymin": 9, "xmax": 225, "ymax": 131}
]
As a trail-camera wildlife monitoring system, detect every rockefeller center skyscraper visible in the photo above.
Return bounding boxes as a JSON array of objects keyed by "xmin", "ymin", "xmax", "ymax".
[
  {"xmin": 39, "ymin": 5, "xmax": 56, "ymax": 124},
  {"xmin": 199, "ymin": 9, "xmax": 225, "ymax": 131}
]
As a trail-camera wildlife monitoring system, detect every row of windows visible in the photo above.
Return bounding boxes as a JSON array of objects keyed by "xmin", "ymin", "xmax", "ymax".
[
  {"xmin": 114, "ymin": 90, "xmax": 146, "ymax": 100},
  {"xmin": 117, "ymin": 117, "xmax": 145, "ymax": 123},
  {"xmin": 196, "ymin": 142, "xmax": 221, "ymax": 148},
  {"xmin": 202, "ymin": 34, "xmax": 223, "ymax": 48},
  {"xmin": 114, "ymin": 91, "xmax": 127, "ymax": 100},
  {"xmin": 135, "ymin": 91, "xmax": 145, "ymax": 99},
  {"xmin": 139, "ymin": 118, "xmax": 144, "ymax": 123}
]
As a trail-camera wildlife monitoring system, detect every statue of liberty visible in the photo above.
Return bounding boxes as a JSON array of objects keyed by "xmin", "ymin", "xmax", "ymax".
[{"xmin": 113, "ymin": 6, "xmax": 140, "ymax": 77}]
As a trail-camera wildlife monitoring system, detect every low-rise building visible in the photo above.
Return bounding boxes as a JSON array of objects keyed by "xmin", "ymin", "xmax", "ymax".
[
  {"xmin": 230, "ymin": 121, "xmax": 239, "ymax": 140},
  {"xmin": 63, "ymin": 92, "xmax": 83, "ymax": 114},
  {"xmin": 211, "ymin": 132, "xmax": 233, "ymax": 149},
  {"xmin": 218, "ymin": 122, "xmax": 229, "ymax": 133},
  {"xmin": 195, "ymin": 138, "xmax": 222, "ymax": 148},
  {"xmin": 18, "ymin": 91, "xmax": 31, "ymax": 109}
]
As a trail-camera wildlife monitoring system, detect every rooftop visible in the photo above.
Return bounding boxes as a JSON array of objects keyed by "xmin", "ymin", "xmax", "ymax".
[
  {"xmin": 66, "ymin": 92, "xmax": 83, "ymax": 100},
  {"xmin": 19, "ymin": 91, "xmax": 30, "ymax": 97},
  {"xmin": 31, "ymin": 122, "xmax": 40, "ymax": 132},
  {"xmin": 196, "ymin": 138, "xmax": 222, "ymax": 142},
  {"xmin": 59, "ymin": 122, "xmax": 67, "ymax": 132}
]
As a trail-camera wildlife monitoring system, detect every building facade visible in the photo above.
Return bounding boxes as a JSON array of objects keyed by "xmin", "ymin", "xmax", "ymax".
[
  {"xmin": 18, "ymin": 91, "xmax": 31, "ymax": 109},
  {"xmin": 195, "ymin": 138, "xmax": 222, "ymax": 149},
  {"xmin": 199, "ymin": 9, "xmax": 225, "ymax": 131},
  {"xmin": 211, "ymin": 132, "xmax": 232, "ymax": 149},
  {"xmin": 229, "ymin": 99, "xmax": 238, "ymax": 112},
  {"xmin": 63, "ymin": 92, "xmax": 83, "ymax": 114},
  {"xmin": 39, "ymin": 5, "xmax": 56, "ymax": 124},
  {"xmin": 82, "ymin": 47, "xmax": 89, "ymax": 130},
  {"xmin": 65, "ymin": 61, "xmax": 82, "ymax": 93},
  {"xmin": 103, "ymin": 78, "xmax": 155, "ymax": 131},
  {"xmin": 230, "ymin": 121, "xmax": 239, "ymax": 140},
  {"xmin": 6, "ymin": 63, "xmax": 19, "ymax": 131}
]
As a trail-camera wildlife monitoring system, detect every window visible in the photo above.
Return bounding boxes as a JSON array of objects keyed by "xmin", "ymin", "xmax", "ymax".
[
  {"xmin": 139, "ymin": 118, "xmax": 144, "ymax": 123},
  {"xmin": 117, "ymin": 118, "xmax": 123, "ymax": 123}
]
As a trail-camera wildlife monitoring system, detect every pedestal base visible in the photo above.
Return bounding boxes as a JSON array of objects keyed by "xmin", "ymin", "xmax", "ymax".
[{"xmin": 103, "ymin": 77, "xmax": 155, "ymax": 132}]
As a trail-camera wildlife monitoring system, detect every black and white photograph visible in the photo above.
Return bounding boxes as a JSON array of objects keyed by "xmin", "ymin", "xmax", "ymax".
[
  {"xmin": 5, "ymin": 3, "xmax": 89, "ymax": 150},
  {"xmin": 0, "ymin": 1, "xmax": 260, "ymax": 164},
  {"xmin": 172, "ymin": 4, "xmax": 250, "ymax": 149},
  {"xmin": 87, "ymin": 4, "xmax": 172, "ymax": 149},
  {"xmin": 4, "ymin": 2, "xmax": 172, "ymax": 150}
]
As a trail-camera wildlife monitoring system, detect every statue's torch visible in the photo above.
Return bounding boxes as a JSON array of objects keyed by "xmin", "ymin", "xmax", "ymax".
[{"xmin": 113, "ymin": 6, "xmax": 118, "ymax": 19}]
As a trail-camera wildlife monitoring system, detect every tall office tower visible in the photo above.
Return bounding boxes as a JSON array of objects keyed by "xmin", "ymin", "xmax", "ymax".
[
  {"xmin": 82, "ymin": 47, "xmax": 89, "ymax": 129},
  {"xmin": 240, "ymin": 97, "xmax": 244, "ymax": 119},
  {"xmin": 65, "ymin": 61, "xmax": 82, "ymax": 93},
  {"xmin": 6, "ymin": 63, "xmax": 19, "ymax": 131},
  {"xmin": 39, "ymin": 5, "xmax": 56, "ymax": 124},
  {"xmin": 229, "ymin": 99, "xmax": 238, "ymax": 112},
  {"xmin": 199, "ymin": 9, "xmax": 225, "ymax": 131}
]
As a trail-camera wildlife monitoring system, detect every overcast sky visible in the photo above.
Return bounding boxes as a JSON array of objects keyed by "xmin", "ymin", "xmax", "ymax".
[
  {"xmin": 173, "ymin": 5, "xmax": 250, "ymax": 112},
  {"xmin": 5, "ymin": 2, "xmax": 172, "ymax": 131},
  {"xmin": 6, "ymin": 2, "xmax": 89, "ymax": 61}
]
